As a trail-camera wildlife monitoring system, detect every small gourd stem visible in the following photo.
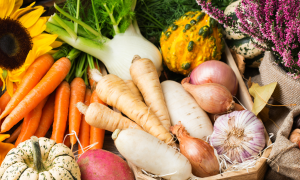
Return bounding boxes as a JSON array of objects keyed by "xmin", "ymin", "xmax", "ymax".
[{"xmin": 31, "ymin": 136, "xmax": 45, "ymax": 173}]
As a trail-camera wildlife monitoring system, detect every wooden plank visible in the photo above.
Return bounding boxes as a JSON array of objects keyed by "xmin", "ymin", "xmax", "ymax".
[{"xmin": 224, "ymin": 43, "xmax": 253, "ymax": 111}]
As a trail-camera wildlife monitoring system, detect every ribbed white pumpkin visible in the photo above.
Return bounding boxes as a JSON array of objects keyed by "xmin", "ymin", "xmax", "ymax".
[
  {"xmin": 0, "ymin": 136, "xmax": 80, "ymax": 180},
  {"xmin": 224, "ymin": 0, "xmax": 264, "ymax": 67}
]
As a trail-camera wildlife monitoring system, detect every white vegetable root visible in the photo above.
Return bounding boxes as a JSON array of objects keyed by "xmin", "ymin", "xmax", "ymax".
[
  {"xmin": 161, "ymin": 80, "xmax": 213, "ymax": 140},
  {"xmin": 113, "ymin": 129, "xmax": 193, "ymax": 180}
]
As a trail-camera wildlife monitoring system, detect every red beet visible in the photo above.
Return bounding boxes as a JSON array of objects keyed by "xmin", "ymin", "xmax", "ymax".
[{"xmin": 78, "ymin": 149, "xmax": 135, "ymax": 180}]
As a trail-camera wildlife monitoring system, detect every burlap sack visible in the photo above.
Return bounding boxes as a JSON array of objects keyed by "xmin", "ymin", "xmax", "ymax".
[
  {"xmin": 267, "ymin": 106, "xmax": 300, "ymax": 179},
  {"xmin": 259, "ymin": 52, "xmax": 300, "ymax": 110}
]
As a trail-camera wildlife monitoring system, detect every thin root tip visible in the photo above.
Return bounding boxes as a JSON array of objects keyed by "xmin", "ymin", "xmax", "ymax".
[
  {"xmin": 76, "ymin": 102, "xmax": 88, "ymax": 114},
  {"xmin": 89, "ymin": 68, "xmax": 103, "ymax": 83}
]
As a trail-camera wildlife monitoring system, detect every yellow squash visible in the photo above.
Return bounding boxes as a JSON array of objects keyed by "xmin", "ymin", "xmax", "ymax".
[{"xmin": 160, "ymin": 11, "xmax": 225, "ymax": 75}]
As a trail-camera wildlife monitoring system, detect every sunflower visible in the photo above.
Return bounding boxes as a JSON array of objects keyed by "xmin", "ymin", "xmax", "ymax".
[{"xmin": 0, "ymin": 0, "xmax": 61, "ymax": 96}]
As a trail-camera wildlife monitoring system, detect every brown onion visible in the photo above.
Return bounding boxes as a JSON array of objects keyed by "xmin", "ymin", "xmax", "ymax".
[
  {"xmin": 289, "ymin": 129, "xmax": 300, "ymax": 144},
  {"xmin": 170, "ymin": 122, "xmax": 219, "ymax": 177},
  {"xmin": 182, "ymin": 77, "xmax": 235, "ymax": 114},
  {"xmin": 190, "ymin": 60, "xmax": 238, "ymax": 95}
]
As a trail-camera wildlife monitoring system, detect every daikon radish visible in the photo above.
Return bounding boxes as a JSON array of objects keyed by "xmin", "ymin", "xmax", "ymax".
[
  {"xmin": 113, "ymin": 129, "xmax": 196, "ymax": 180},
  {"xmin": 161, "ymin": 80, "xmax": 213, "ymax": 140}
]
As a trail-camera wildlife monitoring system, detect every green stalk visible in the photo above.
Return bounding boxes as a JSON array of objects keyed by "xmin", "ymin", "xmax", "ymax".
[
  {"xmin": 84, "ymin": 61, "xmax": 89, "ymax": 86},
  {"xmin": 74, "ymin": 0, "xmax": 80, "ymax": 34},
  {"xmin": 54, "ymin": 3, "xmax": 102, "ymax": 38},
  {"xmin": 65, "ymin": 60, "xmax": 76, "ymax": 83},
  {"xmin": 67, "ymin": 48, "xmax": 81, "ymax": 61},
  {"xmin": 52, "ymin": 14, "xmax": 77, "ymax": 40},
  {"xmin": 75, "ymin": 54, "xmax": 87, "ymax": 78},
  {"xmin": 87, "ymin": 54, "xmax": 95, "ymax": 69},
  {"xmin": 91, "ymin": 0, "xmax": 101, "ymax": 34},
  {"xmin": 103, "ymin": 3, "xmax": 120, "ymax": 34},
  {"xmin": 52, "ymin": 47, "xmax": 71, "ymax": 61},
  {"xmin": 48, "ymin": 16, "xmax": 98, "ymax": 40},
  {"xmin": 46, "ymin": 22, "xmax": 109, "ymax": 63}
]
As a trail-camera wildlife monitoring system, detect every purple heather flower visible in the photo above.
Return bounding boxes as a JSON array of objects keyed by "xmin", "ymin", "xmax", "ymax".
[{"xmin": 197, "ymin": 0, "xmax": 300, "ymax": 75}]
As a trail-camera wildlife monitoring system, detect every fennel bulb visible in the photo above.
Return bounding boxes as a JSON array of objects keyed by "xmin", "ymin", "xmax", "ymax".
[{"xmin": 46, "ymin": 0, "xmax": 162, "ymax": 80}]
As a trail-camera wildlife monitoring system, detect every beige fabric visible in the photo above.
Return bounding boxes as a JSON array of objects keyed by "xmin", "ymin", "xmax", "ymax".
[
  {"xmin": 259, "ymin": 52, "xmax": 300, "ymax": 110},
  {"xmin": 267, "ymin": 106, "xmax": 300, "ymax": 179}
]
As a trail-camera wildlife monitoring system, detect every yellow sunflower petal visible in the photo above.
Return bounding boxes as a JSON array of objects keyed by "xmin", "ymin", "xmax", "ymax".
[
  {"xmin": 36, "ymin": 46, "xmax": 53, "ymax": 58},
  {"xmin": 18, "ymin": 5, "xmax": 44, "ymax": 28},
  {"xmin": 0, "ymin": 68, "xmax": 4, "ymax": 90},
  {"xmin": 6, "ymin": 75, "xmax": 14, "ymax": 97},
  {"xmin": 9, "ymin": 48, "xmax": 36, "ymax": 83},
  {"xmin": 50, "ymin": 41, "xmax": 63, "ymax": 49},
  {"xmin": 0, "ymin": 0, "xmax": 15, "ymax": 18},
  {"xmin": 32, "ymin": 33, "xmax": 58, "ymax": 48},
  {"xmin": 12, "ymin": 0, "xmax": 23, "ymax": 14},
  {"xmin": 10, "ymin": 2, "xmax": 35, "ymax": 20},
  {"xmin": 27, "ymin": 17, "xmax": 47, "ymax": 37},
  {"xmin": 0, "ymin": 134, "xmax": 10, "ymax": 142}
]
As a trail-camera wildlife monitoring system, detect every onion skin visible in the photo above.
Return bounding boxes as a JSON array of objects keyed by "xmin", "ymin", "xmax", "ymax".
[
  {"xmin": 289, "ymin": 129, "xmax": 300, "ymax": 144},
  {"xmin": 190, "ymin": 60, "xmax": 238, "ymax": 96},
  {"xmin": 208, "ymin": 103, "xmax": 245, "ymax": 123},
  {"xmin": 170, "ymin": 122, "xmax": 219, "ymax": 177},
  {"xmin": 181, "ymin": 77, "xmax": 235, "ymax": 114}
]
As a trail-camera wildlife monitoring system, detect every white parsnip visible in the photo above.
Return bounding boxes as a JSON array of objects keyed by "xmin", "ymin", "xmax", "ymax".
[
  {"xmin": 113, "ymin": 129, "xmax": 195, "ymax": 180},
  {"xmin": 124, "ymin": 80, "xmax": 144, "ymax": 102},
  {"xmin": 130, "ymin": 57, "xmax": 171, "ymax": 131},
  {"xmin": 161, "ymin": 80, "xmax": 213, "ymax": 140}
]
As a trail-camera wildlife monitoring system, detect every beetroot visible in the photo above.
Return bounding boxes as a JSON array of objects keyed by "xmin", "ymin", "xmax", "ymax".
[{"xmin": 78, "ymin": 149, "xmax": 135, "ymax": 180}]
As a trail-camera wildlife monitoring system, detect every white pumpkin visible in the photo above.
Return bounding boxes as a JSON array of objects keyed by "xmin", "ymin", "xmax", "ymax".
[
  {"xmin": 223, "ymin": 0, "xmax": 264, "ymax": 67},
  {"xmin": 0, "ymin": 136, "xmax": 80, "ymax": 180}
]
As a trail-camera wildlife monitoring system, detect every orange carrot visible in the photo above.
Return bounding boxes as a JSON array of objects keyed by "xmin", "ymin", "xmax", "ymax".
[
  {"xmin": 89, "ymin": 91, "xmax": 105, "ymax": 150},
  {"xmin": 1, "ymin": 57, "xmax": 71, "ymax": 132},
  {"xmin": 34, "ymin": 92, "xmax": 56, "ymax": 138},
  {"xmin": 63, "ymin": 127, "xmax": 71, "ymax": 148},
  {"xmin": 69, "ymin": 77, "xmax": 86, "ymax": 145},
  {"xmin": 15, "ymin": 97, "xmax": 49, "ymax": 146},
  {"xmin": 0, "ymin": 54, "xmax": 54, "ymax": 120},
  {"xmin": 4, "ymin": 122, "xmax": 23, "ymax": 143},
  {"xmin": 78, "ymin": 88, "xmax": 91, "ymax": 154},
  {"xmin": 51, "ymin": 81, "xmax": 70, "ymax": 143},
  {"xmin": 0, "ymin": 83, "xmax": 17, "ymax": 114}
]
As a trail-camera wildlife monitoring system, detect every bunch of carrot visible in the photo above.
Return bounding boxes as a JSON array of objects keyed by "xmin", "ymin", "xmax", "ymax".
[{"xmin": 0, "ymin": 51, "xmax": 106, "ymax": 153}]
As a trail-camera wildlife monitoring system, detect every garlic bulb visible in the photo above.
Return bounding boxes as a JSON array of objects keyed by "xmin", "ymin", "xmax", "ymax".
[{"xmin": 210, "ymin": 110, "xmax": 265, "ymax": 163}]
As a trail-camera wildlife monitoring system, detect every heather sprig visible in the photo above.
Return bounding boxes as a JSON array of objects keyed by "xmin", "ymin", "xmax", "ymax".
[{"xmin": 197, "ymin": 0, "xmax": 300, "ymax": 79}]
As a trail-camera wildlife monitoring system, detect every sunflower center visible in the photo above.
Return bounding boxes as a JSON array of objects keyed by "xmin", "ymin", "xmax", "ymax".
[
  {"xmin": 0, "ymin": 34, "xmax": 19, "ymax": 57},
  {"xmin": 0, "ymin": 17, "xmax": 32, "ymax": 71}
]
